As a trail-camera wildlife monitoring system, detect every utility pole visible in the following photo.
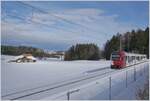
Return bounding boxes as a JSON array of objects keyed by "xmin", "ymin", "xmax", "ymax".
[
  {"xmin": 127, "ymin": 32, "xmax": 130, "ymax": 52},
  {"xmin": 120, "ymin": 34, "xmax": 122, "ymax": 51}
]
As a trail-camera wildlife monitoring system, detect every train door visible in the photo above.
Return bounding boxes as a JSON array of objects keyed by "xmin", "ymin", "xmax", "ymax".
[
  {"xmin": 125, "ymin": 56, "xmax": 128, "ymax": 66},
  {"xmin": 120, "ymin": 52, "xmax": 126, "ymax": 68},
  {"xmin": 121, "ymin": 55, "xmax": 126, "ymax": 68}
]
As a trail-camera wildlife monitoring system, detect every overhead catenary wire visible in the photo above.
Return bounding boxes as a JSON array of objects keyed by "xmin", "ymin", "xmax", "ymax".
[
  {"xmin": 4, "ymin": 13, "xmax": 77, "ymax": 34},
  {"xmin": 2, "ymin": 1, "xmax": 110, "ymax": 47},
  {"xmin": 4, "ymin": 11, "xmax": 102, "ymax": 40},
  {"xmin": 18, "ymin": 1, "xmax": 109, "ymax": 37},
  {"xmin": 4, "ymin": 12, "xmax": 107, "ymax": 43}
]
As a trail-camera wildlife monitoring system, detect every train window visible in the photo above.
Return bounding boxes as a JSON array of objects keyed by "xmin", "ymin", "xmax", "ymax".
[
  {"xmin": 128, "ymin": 56, "xmax": 132, "ymax": 63},
  {"xmin": 133, "ymin": 56, "xmax": 135, "ymax": 60},
  {"xmin": 130, "ymin": 56, "xmax": 132, "ymax": 62},
  {"xmin": 136, "ymin": 56, "xmax": 139, "ymax": 61},
  {"xmin": 111, "ymin": 52, "xmax": 120, "ymax": 60},
  {"xmin": 111, "ymin": 54, "xmax": 119, "ymax": 60},
  {"xmin": 125, "ymin": 56, "xmax": 128, "ymax": 61},
  {"xmin": 128, "ymin": 56, "xmax": 129, "ymax": 63},
  {"xmin": 134, "ymin": 56, "xmax": 135, "ymax": 61},
  {"xmin": 132, "ymin": 56, "xmax": 134, "ymax": 62}
]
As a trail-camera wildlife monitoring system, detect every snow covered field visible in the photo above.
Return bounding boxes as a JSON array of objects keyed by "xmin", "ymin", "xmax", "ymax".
[
  {"xmin": 1, "ymin": 55, "xmax": 148, "ymax": 100},
  {"xmin": 1, "ymin": 55, "xmax": 111, "ymax": 99},
  {"xmin": 43, "ymin": 62, "xmax": 149, "ymax": 100}
]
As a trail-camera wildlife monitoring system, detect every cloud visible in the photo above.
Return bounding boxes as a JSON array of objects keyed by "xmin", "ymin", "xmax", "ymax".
[
  {"xmin": 54, "ymin": 8, "xmax": 137, "ymax": 33},
  {"xmin": 31, "ymin": 12, "xmax": 57, "ymax": 25},
  {"xmin": 2, "ymin": 8, "xmax": 140, "ymax": 50}
]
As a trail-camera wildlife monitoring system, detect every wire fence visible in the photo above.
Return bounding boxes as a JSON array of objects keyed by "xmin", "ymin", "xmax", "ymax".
[{"xmin": 48, "ymin": 62, "xmax": 149, "ymax": 100}]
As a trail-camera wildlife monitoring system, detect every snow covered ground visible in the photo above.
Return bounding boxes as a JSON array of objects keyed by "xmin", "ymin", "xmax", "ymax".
[
  {"xmin": 44, "ymin": 62, "xmax": 149, "ymax": 100},
  {"xmin": 1, "ymin": 55, "xmax": 111, "ymax": 99},
  {"xmin": 1, "ymin": 55, "xmax": 148, "ymax": 100}
]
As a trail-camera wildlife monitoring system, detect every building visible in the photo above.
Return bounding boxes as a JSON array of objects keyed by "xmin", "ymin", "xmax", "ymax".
[{"xmin": 9, "ymin": 53, "xmax": 36, "ymax": 63}]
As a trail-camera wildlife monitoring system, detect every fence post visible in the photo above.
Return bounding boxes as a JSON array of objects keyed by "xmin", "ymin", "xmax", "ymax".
[
  {"xmin": 144, "ymin": 64, "xmax": 146, "ymax": 74},
  {"xmin": 134, "ymin": 65, "xmax": 136, "ymax": 81},
  {"xmin": 67, "ymin": 89, "xmax": 80, "ymax": 100},
  {"xmin": 143, "ymin": 65, "xmax": 145, "ymax": 75},
  {"xmin": 67, "ymin": 92, "xmax": 70, "ymax": 101},
  {"xmin": 140, "ymin": 65, "xmax": 142, "ymax": 76},
  {"xmin": 143, "ymin": 64, "xmax": 145, "ymax": 74},
  {"xmin": 126, "ymin": 71, "xmax": 128, "ymax": 88},
  {"xmin": 109, "ymin": 76, "xmax": 111, "ymax": 100}
]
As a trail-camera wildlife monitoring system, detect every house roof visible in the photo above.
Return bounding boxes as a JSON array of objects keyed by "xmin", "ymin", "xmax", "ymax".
[
  {"xmin": 26, "ymin": 56, "xmax": 36, "ymax": 60},
  {"xmin": 13, "ymin": 54, "xmax": 36, "ymax": 60}
]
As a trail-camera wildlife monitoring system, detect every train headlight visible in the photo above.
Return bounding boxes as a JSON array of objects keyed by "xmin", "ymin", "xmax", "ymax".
[{"xmin": 111, "ymin": 61, "xmax": 114, "ymax": 65}]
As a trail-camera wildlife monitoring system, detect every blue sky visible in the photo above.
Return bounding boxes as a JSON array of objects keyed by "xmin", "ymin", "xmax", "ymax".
[{"xmin": 1, "ymin": 1, "xmax": 149, "ymax": 51}]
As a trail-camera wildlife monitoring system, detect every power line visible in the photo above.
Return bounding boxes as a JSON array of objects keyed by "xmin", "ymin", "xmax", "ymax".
[
  {"xmin": 3, "ymin": 1, "xmax": 110, "ymax": 47},
  {"xmin": 4, "ymin": 12, "xmax": 107, "ymax": 41},
  {"xmin": 4, "ymin": 13, "xmax": 77, "ymax": 34},
  {"xmin": 18, "ymin": 1, "xmax": 108, "ymax": 36},
  {"xmin": 4, "ymin": 12, "xmax": 110, "ymax": 49}
]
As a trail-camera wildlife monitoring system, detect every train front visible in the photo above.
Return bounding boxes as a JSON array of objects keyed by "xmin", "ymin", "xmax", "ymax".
[{"xmin": 110, "ymin": 51, "xmax": 125, "ymax": 69}]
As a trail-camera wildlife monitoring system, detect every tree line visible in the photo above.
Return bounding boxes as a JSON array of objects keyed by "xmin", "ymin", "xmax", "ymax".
[
  {"xmin": 64, "ymin": 43, "xmax": 101, "ymax": 60},
  {"xmin": 1, "ymin": 45, "xmax": 56, "ymax": 58},
  {"xmin": 65, "ymin": 27, "xmax": 149, "ymax": 60},
  {"xmin": 104, "ymin": 27, "xmax": 149, "ymax": 60}
]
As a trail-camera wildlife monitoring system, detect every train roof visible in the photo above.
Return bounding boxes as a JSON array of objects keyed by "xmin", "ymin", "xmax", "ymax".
[
  {"xmin": 125, "ymin": 52, "xmax": 146, "ymax": 57},
  {"xmin": 111, "ymin": 51, "xmax": 146, "ymax": 57}
]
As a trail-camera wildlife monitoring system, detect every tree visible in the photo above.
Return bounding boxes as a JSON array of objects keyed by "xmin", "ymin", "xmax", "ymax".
[
  {"xmin": 104, "ymin": 33, "xmax": 121, "ymax": 60},
  {"xmin": 64, "ymin": 43, "xmax": 101, "ymax": 60},
  {"xmin": 1, "ymin": 45, "xmax": 51, "ymax": 58},
  {"xmin": 145, "ymin": 27, "xmax": 149, "ymax": 58},
  {"xmin": 103, "ymin": 27, "xmax": 149, "ymax": 60}
]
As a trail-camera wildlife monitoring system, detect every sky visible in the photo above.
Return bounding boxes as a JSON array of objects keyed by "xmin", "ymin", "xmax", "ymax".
[{"xmin": 1, "ymin": 1, "xmax": 149, "ymax": 51}]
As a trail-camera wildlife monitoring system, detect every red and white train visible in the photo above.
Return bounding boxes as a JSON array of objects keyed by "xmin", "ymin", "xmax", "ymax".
[{"xmin": 110, "ymin": 51, "xmax": 147, "ymax": 69}]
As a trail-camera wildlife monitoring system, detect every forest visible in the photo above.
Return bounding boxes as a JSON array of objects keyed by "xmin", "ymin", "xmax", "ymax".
[
  {"xmin": 104, "ymin": 27, "xmax": 149, "ymax": 60},
  {"xmin": 64, "ymin": 43, "xmax": 101, "ymax": 60}
]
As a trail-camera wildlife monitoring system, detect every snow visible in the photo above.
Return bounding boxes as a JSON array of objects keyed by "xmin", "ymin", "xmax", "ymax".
[
  {"xmin": 1, "ymin": 55, "xmax": 16, "ymax": 62},
  {"xmin": 1, "ymin": 55, "xmax": 148, "ymax": 100},
  {"xmin": 26, "ymin": 56, "xmax": 36, "ymax": 60},
  {"xmin": 1, "ymin": 55, "xmax": 111, "ymax": 99},
  {"xmin": 44, "ymin": 62, "xmax": 148, "ymax": 100},
  {"xmin": 113, "ymin": 74, "xmax": 148, "ymax": 100},
  {"xmin": 13, "ymin": 55, "xmax": 24, "ymax": 60},
  {"xmin": 42, "ymin": 57, "xmax": 62, "ymax": 61}
]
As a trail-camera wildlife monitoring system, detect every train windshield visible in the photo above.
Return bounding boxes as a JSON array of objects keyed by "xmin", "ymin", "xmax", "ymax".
[{"xmin": 111, "ymin": 52, "xmax": 120, "ymax": 60}]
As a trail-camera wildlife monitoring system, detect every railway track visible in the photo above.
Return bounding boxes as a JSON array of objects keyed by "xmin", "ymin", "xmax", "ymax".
[{"xmin": 2, "ymin": 61, "xmax": 148, "ymax": 100}]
